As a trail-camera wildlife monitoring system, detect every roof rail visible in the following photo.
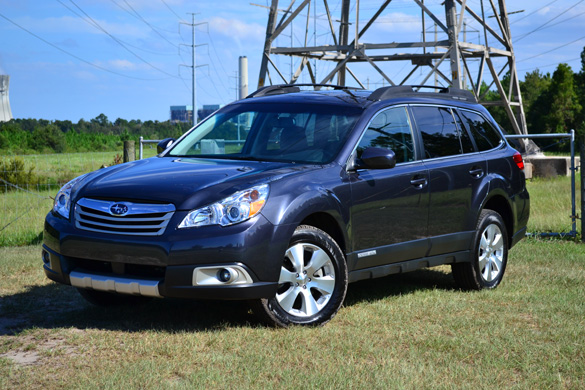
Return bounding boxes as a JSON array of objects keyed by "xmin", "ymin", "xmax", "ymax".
[
  {"xmin": 246, "ymin": 83, "xmax": 362, "ymax": 98},
  {"xmin": 368, "ymin": 85, "xmax": 477, "ymax": 103}
]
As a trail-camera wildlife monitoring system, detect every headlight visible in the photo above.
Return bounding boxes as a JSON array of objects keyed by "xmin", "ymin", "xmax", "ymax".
[
  {"xmin": 53, "ymin": 174, "xmax": 89, "ymax": 219},
  {"xmin": 179, "ymin": 184, "xmax": 269, "ymax": 228}
]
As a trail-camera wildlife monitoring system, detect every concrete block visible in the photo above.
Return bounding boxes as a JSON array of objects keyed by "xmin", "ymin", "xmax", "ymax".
[{"xmin": 524, "ymin": 156, "xmax": 580, "ymax": 178}]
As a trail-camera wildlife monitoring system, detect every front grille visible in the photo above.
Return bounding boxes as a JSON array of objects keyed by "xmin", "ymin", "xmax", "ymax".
[{"xmin": 74, "ymin": 198, "xmax": 175, "ymax": 236}]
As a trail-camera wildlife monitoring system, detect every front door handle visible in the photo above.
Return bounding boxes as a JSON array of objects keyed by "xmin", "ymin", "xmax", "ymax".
[{"xmin": 410, "ymin": 176, "xmax": 428, "ymax": 189}]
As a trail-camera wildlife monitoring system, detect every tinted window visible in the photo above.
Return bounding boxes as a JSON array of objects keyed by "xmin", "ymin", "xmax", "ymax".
[
  {"xmin": 412, "ymin": 106, "xmax": 474, "ymax": 158},
  {"xmin": 168, "ymin": 103, "xmax": 361, "ymax": 164},
  {"xmin": 458, "ymin": 110, "xmax": 503, "ymax": 151},
  {"xmin": 357, "ymin": 106, "xmax": 415, "ymax": 163}
]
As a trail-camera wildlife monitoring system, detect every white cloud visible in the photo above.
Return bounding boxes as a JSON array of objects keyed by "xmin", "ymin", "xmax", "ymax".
[
  {"xmin": 108, "ymin": 59, "xmax": 138, "ymax": 70},
  {"xmin": 209, "ymin": 17, "xmax": 264, "ymax": 42}
]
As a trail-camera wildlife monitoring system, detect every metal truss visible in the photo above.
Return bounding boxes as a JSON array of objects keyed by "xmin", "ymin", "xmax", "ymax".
[{"xmin": 258, "ymin": 0, "xmax": 528, "ymax": 136}]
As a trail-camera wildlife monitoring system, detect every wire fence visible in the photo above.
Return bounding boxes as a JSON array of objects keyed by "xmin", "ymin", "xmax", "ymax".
[{"xmin": 0, "ymin": 151, "xmax": 121, "ymax": 246}]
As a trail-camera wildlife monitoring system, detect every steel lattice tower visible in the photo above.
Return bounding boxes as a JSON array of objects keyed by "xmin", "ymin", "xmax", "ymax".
[{"xmin": 258, "ymin": 0, "xmax": 528, "ymax": 137}]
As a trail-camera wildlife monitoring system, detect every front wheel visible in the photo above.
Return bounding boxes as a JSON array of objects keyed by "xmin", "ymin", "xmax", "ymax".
[
  {"xmin": 250, "ymin": 225, "xmax": 348, "ymax": 327},
  {"xmin": 452, "ymin": 209, "xmax": 509, "ymax": 290}
]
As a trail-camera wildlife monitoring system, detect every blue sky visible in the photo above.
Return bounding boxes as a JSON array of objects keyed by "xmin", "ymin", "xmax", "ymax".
[{"xmin": 1, "ymin": 0, "xmax": 584, "ymax": 122}]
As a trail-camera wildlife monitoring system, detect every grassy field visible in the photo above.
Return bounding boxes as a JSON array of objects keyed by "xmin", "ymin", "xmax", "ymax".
[
  {"xmin": 0, "ymin": 239, "xmax": 583, "ymax": 389},
  {"xmin": 527, "ymin": 175, "xmax": 581, "ymax": 235},
  {"xmin": 0, "ymin": 148, "xmax": 159, "ymax": 246}
]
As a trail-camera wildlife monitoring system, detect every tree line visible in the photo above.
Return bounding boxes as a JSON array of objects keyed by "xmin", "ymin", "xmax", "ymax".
[{"xmin": 0, "ymin": 115, "xmax": 192, "ymax": 155}]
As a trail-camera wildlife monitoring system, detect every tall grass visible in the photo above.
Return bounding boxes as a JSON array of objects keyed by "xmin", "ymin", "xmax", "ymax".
[
  {"xmin": 0, "ymin": 148, "xmax": 158, "ymax": 246},
  {"xmin": 526, "ymin": 175, "xmax": 581, "ymax": 235}
]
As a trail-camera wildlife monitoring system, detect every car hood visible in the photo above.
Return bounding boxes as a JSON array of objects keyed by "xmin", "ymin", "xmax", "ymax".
[{"xmin": 75, "ymin": 156, "xmax": 319, "ymax": 210}]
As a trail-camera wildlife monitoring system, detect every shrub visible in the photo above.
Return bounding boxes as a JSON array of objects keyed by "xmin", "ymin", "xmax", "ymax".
[{"xmin": 0, "ymin": 157, "xmax": 39, "ymax": 192}]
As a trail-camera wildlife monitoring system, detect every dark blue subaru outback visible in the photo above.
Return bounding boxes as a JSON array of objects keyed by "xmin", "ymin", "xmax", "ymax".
[{"xmin": 43, "ymin": 85, "xmax": 529, "ymax": 327}]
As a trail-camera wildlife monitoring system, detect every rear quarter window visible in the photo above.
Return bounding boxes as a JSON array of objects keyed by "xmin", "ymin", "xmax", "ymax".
[{"xmin": 457, "ymin": 110, "xmax": 503, "ymax": 151}]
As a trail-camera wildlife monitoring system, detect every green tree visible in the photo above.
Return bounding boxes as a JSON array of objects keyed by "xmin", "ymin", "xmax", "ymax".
[
  {"xmin": 574, "ymin": 47, "xmax": 585, "ymax": 137},
  {"xmin": 520, "ymin": 69, "xmax": 552, "ymax": 133},
  {"xmin": 30, "ymin": 124, "xmax": 66, "ymax": 153},
  {"xmin": 91, "ymin": 113, "xmax": 111, "ymax": 128},
  {"xmin": 542, "ymin": 63, "xmax": 582, "ymax": 134}
]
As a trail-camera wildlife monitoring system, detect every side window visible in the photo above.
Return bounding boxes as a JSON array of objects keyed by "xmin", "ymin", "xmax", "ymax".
[
  {"xmin": 457, "ymin": 110, "xmax": 503, "ymax": 151},
  {"xmin": 357, "ymin": 106, "xmax": 415, "ymax": 163},
  {"xmin": 412, "ymin": 106, "xmax": 474, "ymax": 159}
]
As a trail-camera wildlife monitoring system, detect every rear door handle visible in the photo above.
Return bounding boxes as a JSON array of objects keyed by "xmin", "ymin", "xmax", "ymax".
[
  {"xmin": 410, "ymin": 176, "xmax": 428, "ymax": 189},
  {"xmin": 469, "ymin": 166, "xmax": 484, "ymax": 178}
]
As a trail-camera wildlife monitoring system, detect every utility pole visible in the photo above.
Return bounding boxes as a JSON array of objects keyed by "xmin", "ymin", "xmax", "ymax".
[{"xmin": 180, "ymin": 14, "xmax": 207, "ymax": 126}]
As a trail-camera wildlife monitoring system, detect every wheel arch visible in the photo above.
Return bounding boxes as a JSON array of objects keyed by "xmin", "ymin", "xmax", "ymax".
[
  {"xmin": 482, "ymin": 193, "xmax": 514, "ymax": 247},
  {"xmin": 300, "ymin": 212, "xmax": 347, "ymax": 256}
]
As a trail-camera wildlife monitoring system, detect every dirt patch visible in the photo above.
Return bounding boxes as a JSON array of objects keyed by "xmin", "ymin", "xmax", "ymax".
[
  {"xmin": 1, "ymin": 331, "xmax": 79, "ymax": 367},
  {"xmin": 1, "ymin": 350, "xmax": 41, "ymax": 366}
]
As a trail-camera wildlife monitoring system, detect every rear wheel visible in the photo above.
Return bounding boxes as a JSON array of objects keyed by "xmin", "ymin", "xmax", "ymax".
[
  {"xmin": 452, "ymin": 209, "xmax": 508, "ymax": 290},
  {"xmin": 250, "ymin": 225, "xmax": 348, "ymax": 327},
  {"xmin": 77, "ymin": 288, "xmax": 151, "ymax": 307}
]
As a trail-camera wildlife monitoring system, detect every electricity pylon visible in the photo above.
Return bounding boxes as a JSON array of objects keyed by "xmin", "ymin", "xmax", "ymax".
[{"xmin": 258, "ymin": 0, "xmax": 528, "ymax": 137}]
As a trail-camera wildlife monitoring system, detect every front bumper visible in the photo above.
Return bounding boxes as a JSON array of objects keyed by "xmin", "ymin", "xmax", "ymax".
[{"xmin": 43, "ymin": 210, "xmax": 293, "ymax": 300}]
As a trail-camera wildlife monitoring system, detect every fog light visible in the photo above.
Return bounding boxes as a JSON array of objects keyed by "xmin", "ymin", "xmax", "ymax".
[
  {"xmin": 217, "ymin": 268, "xmax": 238, "ymax": 283},
  {"xmin": 42, "ymin": 250, "xmax": 50, "ymax": 265}
]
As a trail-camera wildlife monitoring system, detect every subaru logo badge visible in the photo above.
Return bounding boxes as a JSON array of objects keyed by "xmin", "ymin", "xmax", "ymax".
[{"xmin": 110, "ymin": 203, "xmax": 129, "ymax": 216}]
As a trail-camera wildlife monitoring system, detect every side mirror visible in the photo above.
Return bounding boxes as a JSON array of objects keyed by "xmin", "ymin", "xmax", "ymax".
[
  {"xmin": 350, "ymin": 147, "xmax": 396, "ymax": 170},
  {"xmin": 157, "ymin": 138, "xmax": 175, "ymax": 154}
]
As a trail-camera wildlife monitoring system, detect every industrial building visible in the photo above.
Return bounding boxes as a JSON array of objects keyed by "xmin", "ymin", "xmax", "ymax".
[{"xmin": 170, "ymin": 105, "xmax": 193, "ymax": 124}]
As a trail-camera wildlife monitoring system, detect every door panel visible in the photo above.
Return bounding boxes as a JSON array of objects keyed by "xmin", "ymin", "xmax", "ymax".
[
  {"xmin": 349, "ymin": 106, "xmax": 429, "ymax": 268},
  {"xmin": 411, "ymin": 105, "xmax": 487, "ymax": 255}
]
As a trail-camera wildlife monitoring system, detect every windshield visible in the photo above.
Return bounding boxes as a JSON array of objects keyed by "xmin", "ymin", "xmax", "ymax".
[{"xmin": 167, "ymin": 102, "xmax": 362, "ymax": 164}]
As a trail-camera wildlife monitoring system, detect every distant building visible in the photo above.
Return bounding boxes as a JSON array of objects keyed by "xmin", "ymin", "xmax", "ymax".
[
  {"xmin": 170, "ymin": 105, "xmax": 193, "ymax": 124},
  {"xmin": 0, "ymin": 75, "xmax": 13, "ymax": 122},
  {"xmin": 198, "ymin": 104, "xmax": 221, "ymax": 122}
]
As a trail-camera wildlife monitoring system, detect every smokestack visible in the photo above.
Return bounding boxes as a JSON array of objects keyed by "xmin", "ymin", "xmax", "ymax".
[
  {"xmin": 238, "ymin": 56, "xmax": 248, "ymax": 100},
  {"xmin": 0, "ymin": 75, "xmax": 13, "ymax": 122}
]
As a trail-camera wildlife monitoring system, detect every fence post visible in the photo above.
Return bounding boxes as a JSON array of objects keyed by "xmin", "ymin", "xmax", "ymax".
[
  {"xmin": 123, "ymin": 140, "xmax": 135, "ymax": 163},
  {"xmin": 139, "ymin": 136, "xmax": 144, "ymax": 160},
  {"xmin": 581, "ymin": 133, "xmax": 585, "ymax": 243}
]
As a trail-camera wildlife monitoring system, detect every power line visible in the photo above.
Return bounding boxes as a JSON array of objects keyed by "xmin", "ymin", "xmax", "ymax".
[
  {"xmin": 120, "ymin": 0, "xmax": 179, "ymax": 49},
  {"xmin": 518, "ymin": 34, "xmax": 585, "ymax": 62},
  {"xmin": 516, "ymin": 0, "xmax": 585, "ymax": 42},
  {"xmin": 159, "ymin": 0, "xmax": 186, "ymax": 23},
  {"xmin": 57, "ymin": 0, "xmax": 176, "ymax": 56},
  {"xmin": 66, "ymin": 0, "xmax": 180, "ymax": 79},
  {"xmin": 0, "ymin": 12, "xmax": 169, "ymax": 81},
  {"xmin": 518, "ymin": 57, "xmax": 581, "ymax": 73},
  {"xmin": 511, "ymin": 0, "xmax": 561, "ymax": 25}
]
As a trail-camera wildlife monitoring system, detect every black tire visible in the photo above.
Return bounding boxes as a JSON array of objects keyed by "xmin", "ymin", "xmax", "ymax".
[
  {"xmin": 452, "ymin": 209, "xmax": 509, "ymax": 290},
  {"xmin": 77, "ymin": 288, "xmax": 152, "ymax": 307},
  {"xmin": 250, "ymin": 225, "xmax": 348, "ymax": 327}
]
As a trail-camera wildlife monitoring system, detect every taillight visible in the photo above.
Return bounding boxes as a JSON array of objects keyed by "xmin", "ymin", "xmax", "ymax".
[{"xmin": 512, "ymin": 151, "xmax": 524, "ymax": 170}]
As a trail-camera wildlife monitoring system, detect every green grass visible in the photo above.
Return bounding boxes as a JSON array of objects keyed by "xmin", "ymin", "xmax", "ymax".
[
  {"xmin": 525, "ymin": 175, "xmax": 581, "ymax": 235},
  {"xmin": 1, "ymin": 148, "xmax": 159, "ymax": 186},
  {"xmin": 0, "ymin": 149, "xmax": 159, "ymax": 246},
  {"xmin": 0, "ymin": 239, "xmax": 584, "ymax": 389}
]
